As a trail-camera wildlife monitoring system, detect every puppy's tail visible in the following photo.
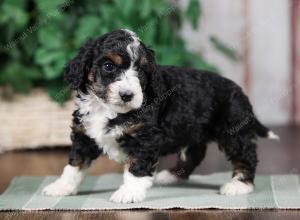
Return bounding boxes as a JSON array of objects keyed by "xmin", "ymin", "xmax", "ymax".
[{"xmin": 255, "ymin": 119, "xmax": 280, "ymax": 140}]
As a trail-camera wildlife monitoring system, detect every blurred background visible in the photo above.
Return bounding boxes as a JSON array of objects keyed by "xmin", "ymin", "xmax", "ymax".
[{"xmin": 0, "ymin": 0, "xmax": 299, "ymax": 191}]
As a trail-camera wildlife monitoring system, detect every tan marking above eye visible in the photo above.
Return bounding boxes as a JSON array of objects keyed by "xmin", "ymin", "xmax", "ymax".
[
  {"xmin": 139, "ymin": 56, "xmax": 147, "ymax": 65},
  {"xmin": 139, "ymin": 56, "xmax": 156, "ymax": 74},
  {"xmin": 106, "ymin": 53, "xmax": 123, "ymax": 65},
  {"xmin": 124, "ymin": 123, "xmax": 144, "ymax": 136},
  {"xmin": 87, "ymin": 72, "xmax": 94, "ymax": 81}
]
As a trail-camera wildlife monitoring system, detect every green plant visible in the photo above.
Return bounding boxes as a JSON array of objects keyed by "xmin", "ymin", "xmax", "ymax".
[{"xmin": 0, "ymin": 0, "xmax": 222, "ymax": 104}]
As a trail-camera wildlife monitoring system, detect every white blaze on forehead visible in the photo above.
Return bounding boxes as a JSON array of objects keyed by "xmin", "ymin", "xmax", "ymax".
[
  {"xmin": 122, "ymin": 29, "xmax": 140, "ymax": 41},
  {"xmin": 122, "ymin": 29, "xmax": 140, "ymax": 61},
  {"xmin": 127, "ymin": 41, "xmax": 140, "ymax": 61}
]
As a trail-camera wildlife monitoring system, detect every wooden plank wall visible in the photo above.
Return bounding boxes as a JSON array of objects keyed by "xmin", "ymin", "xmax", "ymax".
[
  {"xmin": 249, "ymin": 0, "xmax": 291, "ymax": 125},
  {"xmin": 292, "ymin": 0, "xmax": 300, "ymax": 124},
  {"xmin": 181, "ymin": 0, "xmax": 299, "ymax": 125}
]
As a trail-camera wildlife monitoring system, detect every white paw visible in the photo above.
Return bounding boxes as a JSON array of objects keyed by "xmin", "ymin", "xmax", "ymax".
[
  {"xmin": 220, "ymin": 179, "xmax": 254, "ymax": 196},
  {"xmin": 42, "ymin": 179, "xmax": 78, "ymax": 197},
  {"xmin": 154, "ymin": 170, "xmax": 179, "ymax": 185},
  {"xmin": 110, "ymin": 185, "xmax": 146, "ymax": 203}
]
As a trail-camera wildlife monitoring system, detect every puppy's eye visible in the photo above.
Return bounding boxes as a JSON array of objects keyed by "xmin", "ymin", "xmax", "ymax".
[{"xmin": 103, "ymin": 62, "xmax": 115, "ymax": 72}]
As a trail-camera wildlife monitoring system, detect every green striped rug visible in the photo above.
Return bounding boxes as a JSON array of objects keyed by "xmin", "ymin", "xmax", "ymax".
[{"xmin": 0, "ymin": 172, "xmax": 300, "ymax": 210}]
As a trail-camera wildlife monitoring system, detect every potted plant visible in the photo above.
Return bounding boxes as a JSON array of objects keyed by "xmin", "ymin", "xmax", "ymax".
[{"xmin": 0, "ymin": 0, "xmax": 231, "ymax": 152}]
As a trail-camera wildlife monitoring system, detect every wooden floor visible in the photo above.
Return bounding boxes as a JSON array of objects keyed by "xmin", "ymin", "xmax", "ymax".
[
  {"xmin": 1, "ymin": 210, "xmax": 300, "ymax": 220},
  {"xmin": 0, "ymin": 126, "xmax": 299, "ymax": 219}
]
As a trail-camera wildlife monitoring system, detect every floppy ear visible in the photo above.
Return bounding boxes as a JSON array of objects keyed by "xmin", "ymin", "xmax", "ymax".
[
  {"xmin": 145, "ymin": 46, "xmax": 156, "ymax": 75},
  {"xmin": 65, "ymin": 39, "xmax": 95, "ymax": 90},
  {"xmin": 144, "ymin": 46, "xmax": 163, "ymax": 103}
]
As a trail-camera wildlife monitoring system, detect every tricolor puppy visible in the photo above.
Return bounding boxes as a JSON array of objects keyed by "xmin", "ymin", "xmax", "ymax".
[{"xmin": 42, "ymin": 29, "xmax": 279, "ymax": 203}]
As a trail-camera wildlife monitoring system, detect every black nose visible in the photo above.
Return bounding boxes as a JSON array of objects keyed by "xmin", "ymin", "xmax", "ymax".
[{"xmin": 119, "ymin": 91, "xmax": 134, "ymax": 102}]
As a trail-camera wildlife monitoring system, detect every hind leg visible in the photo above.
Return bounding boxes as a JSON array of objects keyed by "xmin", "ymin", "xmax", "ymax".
[
  {"xmin": 155, "ymin": 144, "xmax": 207, "ymax": 185},
  {"xmin": 220, "ymin": 138, "xmax": 257, "ymax": 195}
]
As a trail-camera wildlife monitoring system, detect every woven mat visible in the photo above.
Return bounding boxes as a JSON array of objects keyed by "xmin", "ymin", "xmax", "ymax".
[{"xmin": 1, "ymin": 172, "xmax": 300, "ymax": 210}]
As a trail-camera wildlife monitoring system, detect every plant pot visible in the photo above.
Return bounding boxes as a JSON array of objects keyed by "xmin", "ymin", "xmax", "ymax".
[{"xmin": 0, "ymin": 89, "xmax": 73, "ymax": 153}]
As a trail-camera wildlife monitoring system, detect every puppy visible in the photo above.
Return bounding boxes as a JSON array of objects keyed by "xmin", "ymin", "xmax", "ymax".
[{"xmin": 42, "ymin": 29, "xmax": 279, "ymax": 203}]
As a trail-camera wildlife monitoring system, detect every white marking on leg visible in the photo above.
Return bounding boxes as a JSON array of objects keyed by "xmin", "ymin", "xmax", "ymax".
[
  {"xmin": 220, "ymin": 174, "xmax": 254, "ymax": 196},
  {"xmin": 180, "ymin": 146, "xmax": 188, "ymax": 161},
  {"xmin": 123, "ymin": 29, "xmax": 140, "ymax": 61},
  {"xmin": 154, "ymin": 170, "xmax": 180, "ymax": 185},
  {"xmin": 42, "ymin": 165, "xmax": 86, "ymax": 196},
  {"xmin": 110, "ymin": 167, "xmax": 153, "ymax": 203},
  {"xmin": 267, "ymin": 131, "xmax": 280, "ymax": 140}
]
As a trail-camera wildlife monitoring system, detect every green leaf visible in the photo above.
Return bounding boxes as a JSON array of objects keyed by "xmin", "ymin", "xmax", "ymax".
[
  {"xmin": 21, "ymin": 33, "xmax": 39, "ymax": 57},
  {"xmin": 0, "ymin": 0, "xmax": 28, "ymax": 30},
  {"xmin": 35, "ymin": 48, "xmax": 66, "ymax": 79},
  {"xmin": 22, "ymin": 67, "xmax": 43, "ymax": 81},
  {"xmin": 37, "ymin": 26, "xmax": 65, "ymax": 49},
  {"xmin": 35, "ymin": 48, "xmax": 66, "ymax": 65},
  {"xmin": 186, "ymin": 0, "xmax": 201, "ymax": 29},
  {"xmin": 140, "ymin": 0, "xmax": 152, "ymax": 18},
  {"xmin": 12, "ymin": 79, "xmax": 32, "ymax": 93},
  {"xmin": 138, "ymin": 19, "xmax": 156, "ymax": 44},
  {"xmin": 0, "ymin": 63, "xmax": 33, "ymax": 93},
  {"xmin": 157, "ymin": 17, "xmax": 172, "ymax": 45},
  {"xmin": 47, "ymin": 80, "xmax": 71, "ymax": 105},
  {"xmin": 74, "ymin": 15, "xmax": 103, "ymax": 45},
  {"xmin": 210, "ymin": 36, "xmax": 241, "ymax": 62},
  {"xmin": 113, "ymin": 0, "xmax": 135, "ymax": 17},
  {"xmin": 99, "ymin": 4, "xmax": 117, "ymax": 22},
  {"xmin": 35, "ymin": 0, "xmax": 66, "ymax": 14},
  {"xmin": 43, "ymin": 64, "xmax": 62, "ymax": 79},
  {"xmin": 0, "ymin": 0, "xmax": 228, "ymax": 104},
  {"xmin": 123, "ymin": 0, "xmax": 135, "ymax": 17},
  {"xmin": 156, "ymin": 46, "xmax": 185, "ymax": 65}
]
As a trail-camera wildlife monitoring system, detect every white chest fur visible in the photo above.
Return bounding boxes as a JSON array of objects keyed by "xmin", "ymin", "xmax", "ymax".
[{"xmin": 76, "ymin": 93, "xmax": 128, "ymax": 163}]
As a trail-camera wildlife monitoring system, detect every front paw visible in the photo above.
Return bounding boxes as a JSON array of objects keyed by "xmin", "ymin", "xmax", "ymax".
[
  {"xmin": 42, "ymin": 179, "xmax": 78, "ymax": 197},
  {"xmin": 220, "ymin": 179, "xmax": 254, "ymax": 196},
  {"xmin": 110, "ymin": 185, "xmax": 146, "ymax": 203},
  {"xmin": 155, "ymin": 170, "xmax": 180, "ymax": 185}
]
